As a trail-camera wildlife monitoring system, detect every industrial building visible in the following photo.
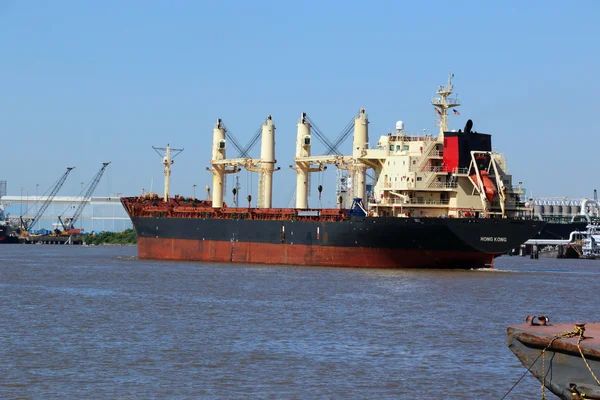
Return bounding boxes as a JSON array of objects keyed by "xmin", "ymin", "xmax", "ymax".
[{"xmin": 1, "ymin": 195, "xmax": 132, "ymax": 233}]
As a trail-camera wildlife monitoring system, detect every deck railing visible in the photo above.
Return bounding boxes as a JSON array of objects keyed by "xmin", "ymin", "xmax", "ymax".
[
  {"xmin": 428, "ymin": 181, "xmax": 458, "ymax": 189},
  {"xmin": 372, "ymin": 198, "xmax": 450, "ymax": 206}
]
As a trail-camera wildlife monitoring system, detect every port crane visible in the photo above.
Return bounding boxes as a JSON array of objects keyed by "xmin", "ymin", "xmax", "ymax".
[
  {"xmin": 20, "ymin": 166, "xmax": 75, "ymax": 233},
  {"xmin": 58, "ymin": 162, "xmax": 111, "ymax": 232}
]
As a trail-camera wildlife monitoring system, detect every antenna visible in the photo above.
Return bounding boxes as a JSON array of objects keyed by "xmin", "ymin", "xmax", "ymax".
[{"xmin": 152, "ymin": 144, "xmax": 184, "ymax": 202}]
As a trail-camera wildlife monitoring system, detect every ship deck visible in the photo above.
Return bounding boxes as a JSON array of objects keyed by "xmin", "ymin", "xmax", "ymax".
[
  {"xmin": 121, "ymin": 196, "xmax": 351, "ymax": 222},
  {"xmin": 509, "ymin": 321, "xmax": 600, "ymax": 358}
]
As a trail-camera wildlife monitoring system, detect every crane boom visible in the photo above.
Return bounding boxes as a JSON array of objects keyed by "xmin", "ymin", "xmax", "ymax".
[
  {"xmin": 22, "ymin": 166, "xmax": 75, "ymax": 232},
  {"xmin": 59, "ymin": 162, "xmax": 111, "ymax": 232}
]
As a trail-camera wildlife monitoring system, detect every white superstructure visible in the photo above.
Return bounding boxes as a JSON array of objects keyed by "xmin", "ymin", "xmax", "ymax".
[{"xmin": 207, "ymin": 74, "xmax": 527, "ymax": 218}]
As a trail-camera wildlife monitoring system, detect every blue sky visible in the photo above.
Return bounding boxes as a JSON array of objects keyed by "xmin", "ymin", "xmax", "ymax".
[{"xmin": 1, "ymin": 1, "xmax": 598, "ymax": 206}]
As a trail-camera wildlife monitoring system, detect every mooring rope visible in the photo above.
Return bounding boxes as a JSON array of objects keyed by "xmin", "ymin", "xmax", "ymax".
[{"xmin": 502, "ymin": 323, "xmax": 599, "ymax": 400}]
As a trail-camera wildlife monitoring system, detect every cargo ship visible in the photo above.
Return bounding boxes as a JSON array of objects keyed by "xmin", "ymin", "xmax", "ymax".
[
  {"xmin": 529, "ymin": 194, "xmax": 599, "ymax": 240},
  {"xmin": 0, "ymin": 203, "xmax": 18, "ymax": 244},
  {"xmin": 121, "ymin": 75, "xmax": 544, "ymax": 268},
  {"xmin": 0, "ymin": 223, "xmax": 8, "ymax": 242},
  {"xmin": 0, "ymin": 203, "xmax": 5, "ymax": 241}
]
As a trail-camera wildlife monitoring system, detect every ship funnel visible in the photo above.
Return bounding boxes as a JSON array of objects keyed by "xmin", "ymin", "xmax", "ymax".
[{"xmin": 464, "ymin": 119, "xmax": 473, "ymax": 134}]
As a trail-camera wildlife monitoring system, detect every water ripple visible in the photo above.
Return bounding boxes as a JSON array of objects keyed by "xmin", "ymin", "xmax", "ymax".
[{"xmin": 1, "ymin": 244, "xmax": 595, "ymax": 398}]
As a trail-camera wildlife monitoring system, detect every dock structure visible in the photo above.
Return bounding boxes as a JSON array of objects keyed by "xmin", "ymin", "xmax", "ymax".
[
  {"xmin": 19, "ymin": 234, "xmax": 84, "ymax": 245},
  {"xmin": 514, "ymin": 226, "xmax": 598, "ymax": 259}
]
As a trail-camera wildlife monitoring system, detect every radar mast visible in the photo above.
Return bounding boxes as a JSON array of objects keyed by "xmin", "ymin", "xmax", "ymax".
[
  {"xmin": 153, "ymin": 144, "xmax": 184, "ymax": 202},
  {"xmin": 431, "ymin": 72, "xmax": 461, "ymax": 141}
]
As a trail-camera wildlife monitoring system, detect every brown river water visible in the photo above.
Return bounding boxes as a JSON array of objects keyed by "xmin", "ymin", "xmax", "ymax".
[{"xmin": 1, "ymin": 244, "xmax": 598, "ymax": 399}]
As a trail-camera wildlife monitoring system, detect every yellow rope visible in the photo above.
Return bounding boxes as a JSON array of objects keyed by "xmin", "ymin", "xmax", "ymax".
[
  {"xmin": 540, "ymin": 325, "xmax": 599, "ymax": 399},
  {"xmin": 577, "ymin": 330, "xmax": 600, "ymax": 387}
]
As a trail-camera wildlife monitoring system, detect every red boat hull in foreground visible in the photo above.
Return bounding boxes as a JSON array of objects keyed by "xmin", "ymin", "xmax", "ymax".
[{"xmin": 508, "ymin": 316, "xmax": 600, "ymax": 399}]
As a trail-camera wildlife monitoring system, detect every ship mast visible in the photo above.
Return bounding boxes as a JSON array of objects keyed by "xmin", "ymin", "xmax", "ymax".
[
  {"xmin": 153, "ymin": 144, "xmax": 184, "ymax": 202},
  {"xmin": 431, "ymin": 72, "xmax": 461, "ymax": 141}
]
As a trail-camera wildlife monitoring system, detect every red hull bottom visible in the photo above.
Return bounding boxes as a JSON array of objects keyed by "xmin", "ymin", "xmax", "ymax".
[{"xmin": 138, "ymin": 238, "xmax": 495, "ymax": 269}]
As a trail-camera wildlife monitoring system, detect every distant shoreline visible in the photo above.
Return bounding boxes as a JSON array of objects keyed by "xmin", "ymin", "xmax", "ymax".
[{"xmin": 83, "ymin": 229, "xmax": 137, "ymax": 246}]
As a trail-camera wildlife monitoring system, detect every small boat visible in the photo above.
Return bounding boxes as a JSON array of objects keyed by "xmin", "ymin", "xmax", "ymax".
[
  {"xmin": 470, "ymin": 169, "xmax": 497, "ymax": 202},
  {"xmin": 508, "ymin": 315, "xmax": 600, "ymax": 399}
]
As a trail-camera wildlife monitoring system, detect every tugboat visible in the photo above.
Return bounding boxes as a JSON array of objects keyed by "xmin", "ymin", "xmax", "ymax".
[
  {"xmin": 581, "ymin": 224, "xmax": 600, "ymax": 259},
  {"xmin": 508, "ymin": 315, "xmax": 600, "ymax": 399}
]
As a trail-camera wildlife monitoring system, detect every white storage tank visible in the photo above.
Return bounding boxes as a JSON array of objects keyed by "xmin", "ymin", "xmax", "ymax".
[
  {"xmin": 542, "ymin": 205, "xmax": 552, "ymax": 215},
  {"xmin": 554, "ymin": 204, "xmax": 563, "ymax": 216}
]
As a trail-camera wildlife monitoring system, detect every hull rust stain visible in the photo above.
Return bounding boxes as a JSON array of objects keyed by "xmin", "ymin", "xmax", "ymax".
[{"xmin": 138, "ymin": 237, "xmax": 495, "ymax": 268}]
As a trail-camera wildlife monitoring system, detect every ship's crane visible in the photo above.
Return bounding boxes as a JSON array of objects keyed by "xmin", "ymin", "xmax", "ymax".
[
  {"xmin": 58, "ymin": 162, "xmax": 111, "ymax": 232},
  {"xmin": 21, "ymin": 166, "xmax": 75, "ymax": 232},
  {"xmin": 310, "ymin": 112, "xmax": 374, "ymax": 204},
  {"xmin": 219, "ymin": 121, "xmax": 266, "ymax": 198},
  {"xmin": 305, "ymin": 114, "xmax": 355, "ymax": 157},
  {"xmin": 287, "ymin": 111, "xmax": 370, "ymax": 208},
  {"xmin": 225, "ymin": 123, "xmax": 263, "ymax": 159}
]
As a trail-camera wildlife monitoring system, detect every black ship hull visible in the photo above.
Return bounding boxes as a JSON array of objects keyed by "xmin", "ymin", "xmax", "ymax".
[
  {"xmin": 0, "ymin": 224, "xmax": 18, "ymax": 244},
  {"xmin": 534, "ymin": 222, "xmax": 589, "ymax": 240},
  {"xmin": 0, "ymin": 225, "xmax": 19, "ymax": 244},
  {"xmin": 131, "ymin": 216, "xmax": 544, "ymax": 268}
]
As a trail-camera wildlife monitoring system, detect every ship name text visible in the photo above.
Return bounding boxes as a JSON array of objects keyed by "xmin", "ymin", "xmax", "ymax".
[{"xmin": 480, "ymin": 236, "xmax": 508, "ymax": 242}]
